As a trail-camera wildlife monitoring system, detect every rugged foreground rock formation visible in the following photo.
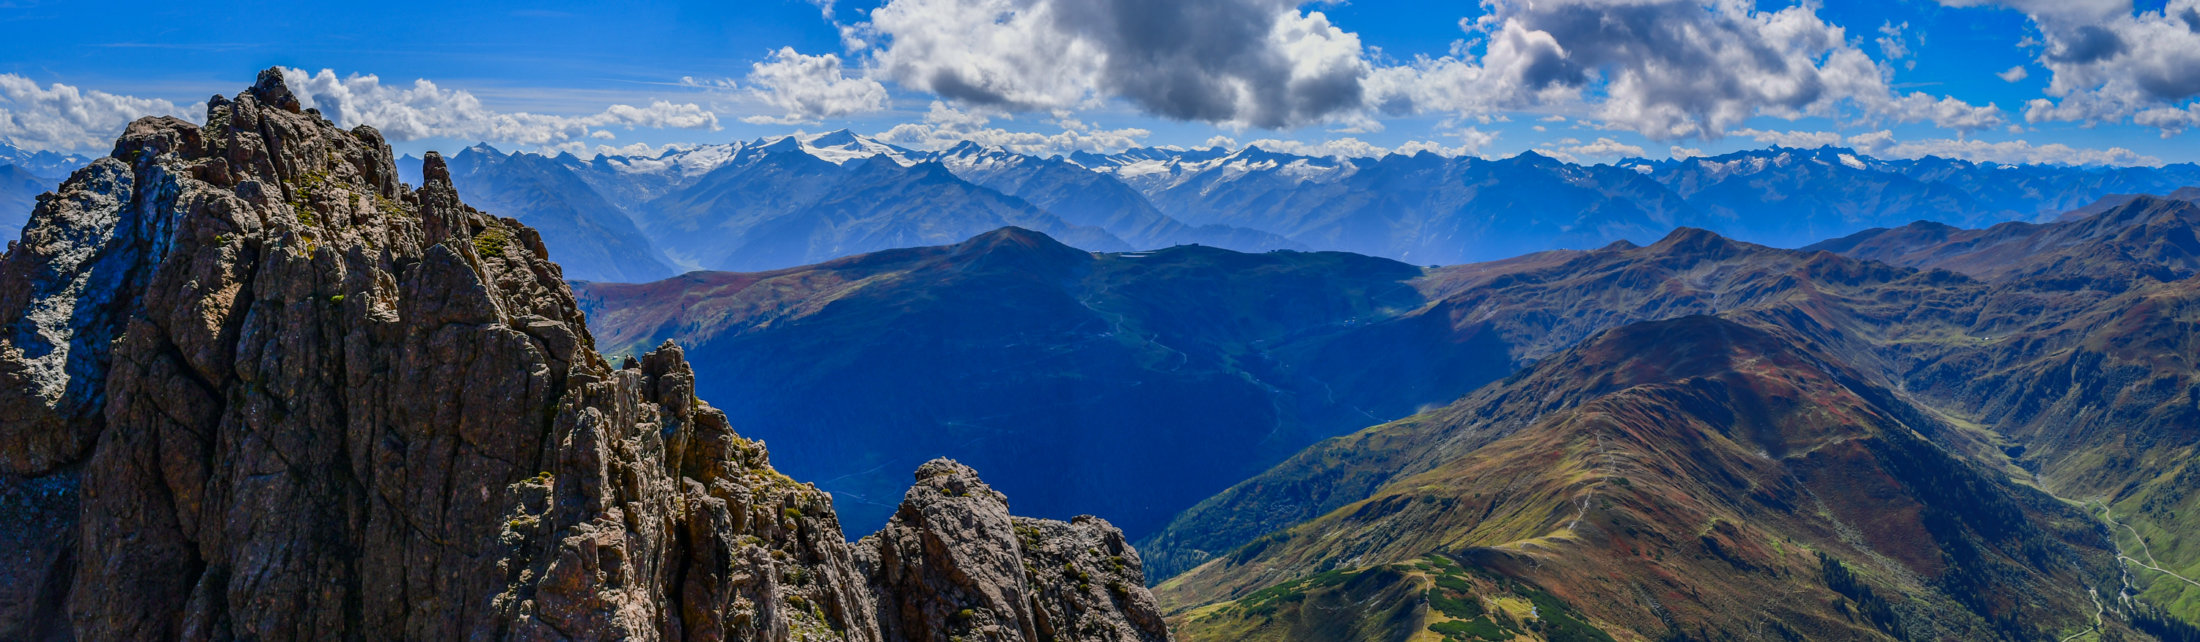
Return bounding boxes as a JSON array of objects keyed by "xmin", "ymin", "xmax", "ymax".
[
  {"xmin": 860, "ymin": 461, "xmax": 1168, "ymax": 642},
  {"xmin": 0, "ymin": 69, "xmax": 1169, "ymax": 642}
]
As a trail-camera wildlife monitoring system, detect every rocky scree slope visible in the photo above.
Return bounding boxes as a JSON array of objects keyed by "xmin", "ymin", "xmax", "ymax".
[{"xmin": 0, "ymin": 69, "xmax": 1166, "ymax": 642}]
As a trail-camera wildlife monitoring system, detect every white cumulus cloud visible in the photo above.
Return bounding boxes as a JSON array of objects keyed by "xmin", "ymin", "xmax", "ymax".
[
  {"xmin": 1734, "ymin": 127, "xmax": 2162, "ymax": 166},
  {"xmin": 1863, "ymin": 133, "xmax": 2161, "ymax": 166},
  {"xmin": 871, "ymin": 101, "xmax": 1153, "ymax": 156},
  {"xmin": 281, "ymin": 68, "xmax": 719, "ymax": 147},
  {"xmin": 739, "ymin": 47, "xmax": 890, "ymax": 125},
  {"xmin": 862, "ymin": 0, "xmax": 1371, "ymax": 129},
  {"xmin": 1946, "ymin": 0, "xmax": 2200, "ymax": 134},
  {"xmin": 1731, "ymin": 128, "xmax": 1846, "ymax": 148},
  {"xmin": 1369, "ymin": 0, "xmax": 2005, "ymax": 141},
  {"xmin": 841, "ymin": 0, "xmax": 2011, "ymax": 142},
  {"xmin": 1534, "ymin": 137, "xmax": 1647, "ymax": 162},
  {"xmin": 1204, "ymin": 125, "xmax": 1502, "ymax": 159},
  {"xmin": 0, "ymin": 74, "xmax": 197, "ymax": 152},
  {"xmin": 1878, "ymin": 21, "xmax": 1914, "ymax": 63},
  {"xmin": 1242, "ymin": 137, "xmax": 1390, "ymax": 158}
]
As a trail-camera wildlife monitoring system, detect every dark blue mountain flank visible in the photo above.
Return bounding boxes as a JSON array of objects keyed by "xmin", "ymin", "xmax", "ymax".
[
  {"xmin": 574, "ymin": 227, "xmax": 1514, "ymax": 537},
  {"xmin": 0, "ymin": 164, "xmax": 56, "ymax": 240},
  {"xmin": 438, "ymin": 145, "xmax": 676, "ymax": 282}
]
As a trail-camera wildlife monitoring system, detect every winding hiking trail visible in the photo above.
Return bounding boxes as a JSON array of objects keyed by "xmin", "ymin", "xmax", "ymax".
[
  {"xmin": 2102, "ymin": 506, "xmax": 2200, "ymax": 592},
  {"xmin": 1565, "ymin": 433, "xmax": 1618, "ymax": 534}
]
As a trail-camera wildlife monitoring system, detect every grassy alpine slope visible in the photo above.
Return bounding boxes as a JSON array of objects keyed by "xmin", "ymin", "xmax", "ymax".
[
  {"xmin": 1163, "ymin": 316, "xmax": 2126, "ymax": 640},
  {"xmin": 1149, "ymin": 197, "xmax": 2200, "ymax": 640}
]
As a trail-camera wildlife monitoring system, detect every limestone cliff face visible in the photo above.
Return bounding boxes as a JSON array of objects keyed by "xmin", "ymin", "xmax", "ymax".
[{"xmin": 0, "ymin": 69, "xmax": 1167, "ymax": 642}]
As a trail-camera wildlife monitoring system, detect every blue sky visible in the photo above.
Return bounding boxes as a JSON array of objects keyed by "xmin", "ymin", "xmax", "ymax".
[{"xmin": 5, "ymin": 0, "xmax": 2200, "ymax": 166}]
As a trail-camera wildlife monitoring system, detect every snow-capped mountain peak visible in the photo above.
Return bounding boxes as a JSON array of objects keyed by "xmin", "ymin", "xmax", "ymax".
[
  {"xmin": 589, "ymin": 141, "xmax": 749, "ymax": 179},
  {"xmin": 793, "ymin": 130, "xmax": 919, "ymax": 166},
  {"xmin": 578, "ymin": 130, "xmax": 922, "ymax": 181},
  {"xmin": 926, "ymin": 140, "xmax": 1041, "ymax": 174},
  {"xmin": 0, "ymin": 142, "xmax": 96, "ymax": 179}
]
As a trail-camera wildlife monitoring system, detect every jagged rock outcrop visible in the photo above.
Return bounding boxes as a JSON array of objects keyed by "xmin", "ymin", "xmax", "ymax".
[
  {"xmin": 0, "ymin": 69, "xmax": 1166, "ymax": 641},
  {"xmin": 858, "ymin": 461, "xmax": 1168, "ymax": 642}
]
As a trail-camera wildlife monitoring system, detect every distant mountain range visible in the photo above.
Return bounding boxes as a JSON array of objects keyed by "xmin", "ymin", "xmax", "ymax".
[
  {"xmin": 0, "ymin": 143, "xmax": 91, "ymax": 239},
  {"xmin": 382, "ymin": 132, "xmax": 2200, "ymax": 281},
  {"xmin": 436, "ymin": 145, "xmax": 677, "ymax": 282},
  {"xmin": 13, "ymin": 131, "xmax": 2200, "ymax": 279},
  {"xmin": 0, "ymin": 143, "xmax": 94, "ymax": 178}
]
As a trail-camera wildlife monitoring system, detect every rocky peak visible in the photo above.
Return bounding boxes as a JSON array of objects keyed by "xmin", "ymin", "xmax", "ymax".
[
  {"xmin": 808, "ymin": 129, "xmax": 862, "ymax": 148},
  {"xmin": 462, "ymin": 142, "xmax": 508, "ymax": 158},
  {"xmin": 859, "ymin": 460, "xmax": 1169, "ymax": 642},
  {"xmin": 943, "ymin": 227, "xmax": 1094, "ymax": 276},
  {"xmin": 0, "ymin": 69, "xmax": 1167, "ymax": 642},
  {"xmin": 753, "ymin": 135, "xmax": 806, "ymax": 155},
  {"xmin": 1646, "ymin": 226, "xmax": 1743, "ymax": 259},
  {"xmin": 247, "ymin": 66, "xmax": 303, "ymax": 111}
]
